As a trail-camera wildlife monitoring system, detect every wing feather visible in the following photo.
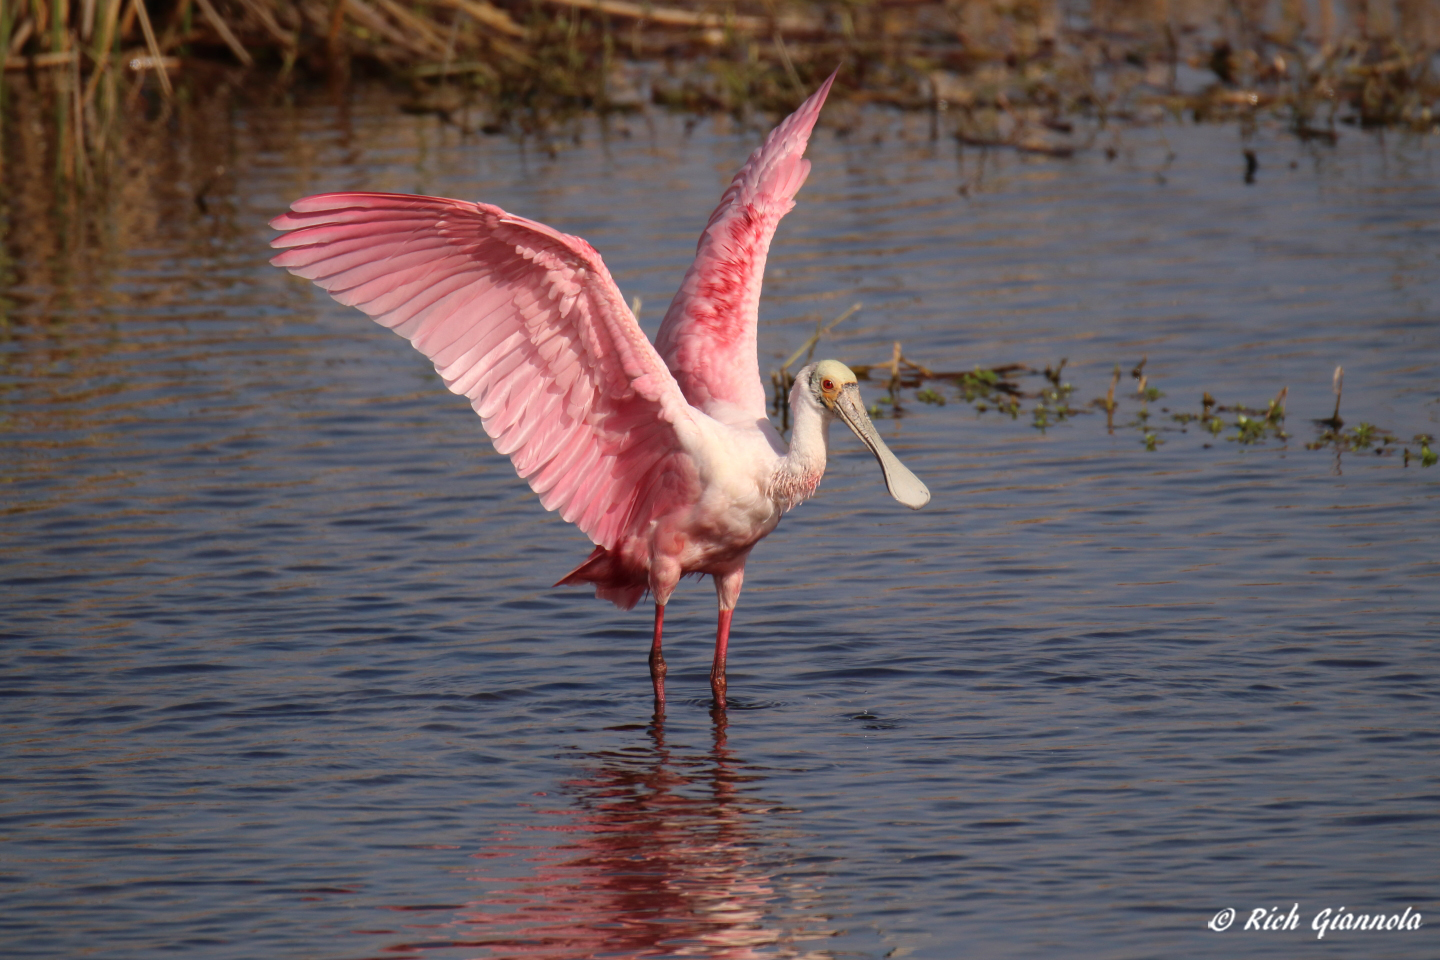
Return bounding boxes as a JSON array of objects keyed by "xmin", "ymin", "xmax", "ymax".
[
  {"xmin": 270, "ymin": 192, "xmax": 697, "ymax": 555},
  {"xmin": 653, "ymin": 70, "xmax": 836, "ymax": 421},
  {"xmin": 491, "ymin": 389, "xmax": 562, "ymax": 457}
]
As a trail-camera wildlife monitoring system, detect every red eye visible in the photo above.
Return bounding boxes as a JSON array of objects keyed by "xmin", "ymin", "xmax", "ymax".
[{"xmin": 822, "ymin": 379, "xmax": 835, "ymax": 390}]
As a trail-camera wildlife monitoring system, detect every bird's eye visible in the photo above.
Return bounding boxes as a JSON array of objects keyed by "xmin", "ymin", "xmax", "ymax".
[{"xmin": 822, "ymin": 378, "xmax": 835, "ymax": 390}]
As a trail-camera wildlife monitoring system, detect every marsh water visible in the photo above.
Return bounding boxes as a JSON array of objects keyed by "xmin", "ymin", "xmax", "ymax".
[{"xmin": 3, "ymin": 87, "xmax": 1438, "ymax": 960}]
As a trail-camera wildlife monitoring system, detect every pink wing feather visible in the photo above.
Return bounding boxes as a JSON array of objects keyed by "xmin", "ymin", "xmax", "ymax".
[
  {"xmin": 654, "ymin": 70, "xmax": 836, "ymax": 421},
  {"xmin": 269, "ymin": 192, "xmax": 696, "ymax": 554}
]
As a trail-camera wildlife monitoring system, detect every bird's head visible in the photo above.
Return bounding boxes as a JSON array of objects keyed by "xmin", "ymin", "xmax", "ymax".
[{"xmin": 802, "ymin": 359, "xmax": 930, "ymax": 509}]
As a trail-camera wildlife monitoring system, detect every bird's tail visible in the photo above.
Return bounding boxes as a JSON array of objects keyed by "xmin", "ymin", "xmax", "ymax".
[{"xmin": 555, "ymin": 546, "xmax": 648, "ymax": 610}]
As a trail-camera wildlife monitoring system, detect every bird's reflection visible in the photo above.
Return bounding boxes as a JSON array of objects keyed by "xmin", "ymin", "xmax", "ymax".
[{"xmin": 448, "ymin": 708, "xmax": 834, "ymax": 959}]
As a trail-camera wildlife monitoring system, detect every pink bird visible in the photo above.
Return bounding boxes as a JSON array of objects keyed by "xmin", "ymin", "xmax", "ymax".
[{"xmin": 269, "ymin": 72, "xmax": 929, "ymax": 708}]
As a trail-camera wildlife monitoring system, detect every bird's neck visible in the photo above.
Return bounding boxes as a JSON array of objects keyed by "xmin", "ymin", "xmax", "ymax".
[{"xmin": 769, "ymin": 399, "xmax": 829, "ymax": 510}]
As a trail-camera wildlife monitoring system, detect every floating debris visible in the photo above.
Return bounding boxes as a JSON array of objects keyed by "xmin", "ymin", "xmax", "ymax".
[{"xmin": 772, "ymin": 330, "xmax": 1432, "ymax": 470}]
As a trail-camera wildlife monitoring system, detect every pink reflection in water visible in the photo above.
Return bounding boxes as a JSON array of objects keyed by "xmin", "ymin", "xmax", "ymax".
[{"xmin": 446, "ymin": 712, "xmax": 836, "ymax": 959}]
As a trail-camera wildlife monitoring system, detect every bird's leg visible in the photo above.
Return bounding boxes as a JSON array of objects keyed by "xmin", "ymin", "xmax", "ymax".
[
  {"xmin": 710, "ymin": 609, "xmax": 732, "ymax": 705},
  {"xmin": 649, "ymin": 602, "xmax": 667, "ymax": 709},
  {"xmin": 710, "ymin": 567, "xmax": 745, "ymax": 707}
]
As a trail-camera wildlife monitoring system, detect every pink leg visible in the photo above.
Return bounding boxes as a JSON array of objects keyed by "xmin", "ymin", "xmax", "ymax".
[
  {"xmin": 710, "ymin": 567, "xmax": 745, "ymax": 707},
  {"xmin": 710, "ymin": 609, "xmax": 733, "ymax": 705},
  {"xmin": 649, "ymin": 603, "xmax": 667, "ymax": 708}
]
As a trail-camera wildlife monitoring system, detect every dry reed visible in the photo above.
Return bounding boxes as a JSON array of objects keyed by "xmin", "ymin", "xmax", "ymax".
[{"xmin": 5, "ymin": 2, "xmax": 1438, "ymax": 138}]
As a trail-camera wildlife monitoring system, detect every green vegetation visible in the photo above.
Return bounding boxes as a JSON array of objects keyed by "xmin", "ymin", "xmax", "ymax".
[{"xmin": 772, "ymin": 321, "xmax": 1434, "ymax": 470}]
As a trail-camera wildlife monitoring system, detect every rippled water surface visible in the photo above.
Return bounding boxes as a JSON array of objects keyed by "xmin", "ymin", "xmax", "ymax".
[{"xmin": 4, "ymin": 88, "xmax": 1439, "ymax": 960}]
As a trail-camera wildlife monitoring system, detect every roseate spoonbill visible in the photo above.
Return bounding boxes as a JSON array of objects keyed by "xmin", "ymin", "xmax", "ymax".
[{"xmin": 269, "ymin": 71, "xmax": 929, "ymax": 707}]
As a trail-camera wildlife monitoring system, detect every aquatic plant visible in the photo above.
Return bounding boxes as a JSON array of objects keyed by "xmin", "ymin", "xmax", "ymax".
[{"xmin": 770, "ymin": 320, "xmax": 1433, "ymax": 470}]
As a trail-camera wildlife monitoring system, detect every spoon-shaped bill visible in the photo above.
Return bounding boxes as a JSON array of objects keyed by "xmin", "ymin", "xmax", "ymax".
[{"xmin": 833, "ymin": 386, "xmax": 931, "ymax": 509}]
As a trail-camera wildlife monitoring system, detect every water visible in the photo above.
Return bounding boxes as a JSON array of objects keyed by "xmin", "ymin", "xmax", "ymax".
[{"xmin": 3, "ymin": 87, "xmax": 1438, "ymax": 959}]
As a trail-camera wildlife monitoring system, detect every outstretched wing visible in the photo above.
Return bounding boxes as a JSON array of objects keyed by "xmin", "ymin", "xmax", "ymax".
[
  {"xmin": 654, "ymin": 70, "xmax": 836, "ymax": 422},
  {"xmin": 270, "ymin": 192, "xmax": 696, "ymax": 551}
]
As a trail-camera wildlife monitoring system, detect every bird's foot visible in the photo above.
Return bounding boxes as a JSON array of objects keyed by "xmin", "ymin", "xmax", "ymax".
[{"xmin": 709, "ymin": 670, "xmax": 727, "ymax": 709}]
